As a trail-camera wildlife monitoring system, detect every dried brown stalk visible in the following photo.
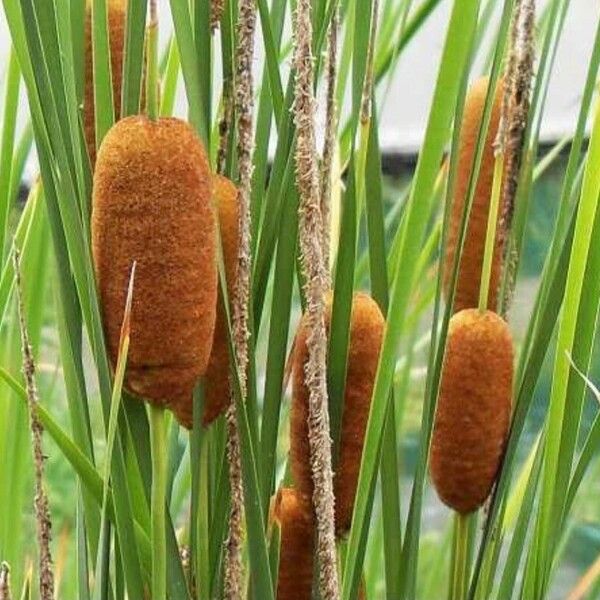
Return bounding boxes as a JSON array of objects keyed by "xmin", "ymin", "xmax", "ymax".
[
  {"xmin": 293, "ymin": 1, "xmax": 339, "ymax": 598},
  {"xmin": 0, "ymin": 563, "xmax": 11, "ymax": 600},
  {"xmin": 211, "ymin": 0, "xmax": 225, "ymax": 31},
  {"xmin": 498, "ymin": 0, "xmax": 535, "ymax": 315},
  {"xmin": 320, "ymin": 8, "xmax": 339, "ymax": 275},
  {"xmin": 13, "ymin": 246, "xmax": 55, "ymax": 600},
  {"xmin": 223, "ymin": 0, "xmax": 257, "ymax": 596}
]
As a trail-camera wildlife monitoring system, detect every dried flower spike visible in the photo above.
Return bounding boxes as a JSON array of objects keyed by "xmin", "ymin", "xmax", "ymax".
[
  {"xmin": 444, "ymin": 77, "xmax": 504, "ymax": 313},
  {"xmin": 291, "ymin": 292, "xmax": 385, "ymax": 535},
  {"xmin": 14, "ymin": 247, "xmax": 55, "ymax": 600},
  {"xmin": 430, "ymin": 309, "xmax": 513, "ymax": 513},
  {"xmin": 92, "ymin": 116, "xmax": 218, "ymax": 424}
]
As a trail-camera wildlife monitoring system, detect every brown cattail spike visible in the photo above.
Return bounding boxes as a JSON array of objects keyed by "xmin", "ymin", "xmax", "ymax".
[
  {"xmin": 291, "ymin": 292, "xmax": 385, "ymax": 536},
  {"xmin": 444, "ymin": 77, "xmax": 504, "ymax": 313},
  {"xmin": 273, "ymin": 488, "xmax": 314, "ymax": 600},
  {"xmin": 84, "ymin": 0, "xmax": 126, "ymax": 165},
  {"xmin": 92, "ymin": 116, "xmax": 217, "ymax": 425},
  {"xmin": 203, "ymin": 175, "xmax": 240, "ymax": 427},
  {"xmin": 430, "ymin": 309, "xmax": 513, "ymax": 513}
]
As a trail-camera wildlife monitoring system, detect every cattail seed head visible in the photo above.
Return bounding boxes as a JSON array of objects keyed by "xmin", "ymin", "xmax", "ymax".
[
  {"xmin": 444, "ymin": 77, "xmax": 504, "ymax": 313},
  {"xmin": 84, "ymin": 0, "xmax": 126, "ymax": 165},
  {"xmin": 273, "ymin": 488, "xmax": 314, "ymax": 600},
  {"xmin": 202, "ymin": 174, "xmax": 240, "ymax": 427},
  {"xmin": 290, "ymin": 292, "xmax": 385, "ymax": 535},
  {"xmin": 92, "ymin": 115, "xmax": 218, "ymax": 424},
  {"xmin": 430, "ymin": 309, "xmax": 513, "ymax": 514}
]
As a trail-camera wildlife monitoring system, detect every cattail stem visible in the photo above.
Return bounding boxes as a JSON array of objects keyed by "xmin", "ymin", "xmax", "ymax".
[
  {"xmin": 14, "ymin": 246, "xmax": 55, "ymax": 600},
  {"xmin": 478, "ymin": 152, "xmax": 504, "ymax": 312},
  {"xmin": 451, "ymin": 513, "xmax": 470, "ymax": 600},
  {"xmin": 149, "ymin": 404, "xmax": 167, "ymax": 600},
  {"xmin": 146, "ymin": 0, "xmax": 159, "ymax": 121}
]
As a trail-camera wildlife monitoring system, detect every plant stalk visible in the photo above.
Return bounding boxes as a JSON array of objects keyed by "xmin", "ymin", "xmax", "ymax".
[
  {"xmin": 149, "ymin": 404, "xmax": 167, "ymax": 600},
  {"xmin": 451, "ymin": 513, "xmax": 470, "ymax": 600}
]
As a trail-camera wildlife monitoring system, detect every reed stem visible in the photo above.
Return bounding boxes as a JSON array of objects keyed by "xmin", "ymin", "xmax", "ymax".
[
  {"xmin": 451, "ymin": 513, "xmax": 470, "ymax": 600},
  {"xmin": 149, "ymin": 404, "xmax": 167, "ymax": 600}
]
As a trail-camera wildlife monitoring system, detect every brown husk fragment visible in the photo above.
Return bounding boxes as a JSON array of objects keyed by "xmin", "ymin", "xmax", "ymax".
[
  {"xmin": 202, "ymin": 174, "xmax": 240, "ymax": 427},
  {"xmin": 273, "ymin": 488, "xmax": 314, "ymax": 600},
  {"xmin": 443, "ymin": 77, "xmax": 504, "ymax": 313},
  {"xmin": 92, "ymin": 115, "xmax": 217, "ymax": 422},
  {"xmin": 430, "ymin": 309, "xmax": 513, "ymax": 514},
  {"xmin": 83, "ymin": 0, "xmax": 126, "ymax": 166},
  {"xmin": 291, "ymin": 292, "xmax": 385, "ymax": 535}
]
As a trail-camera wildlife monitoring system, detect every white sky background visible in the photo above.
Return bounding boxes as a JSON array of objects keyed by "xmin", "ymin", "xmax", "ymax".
[{"xmin": 0, "ymin": 0, "xmax": 598, "ymax": 178}]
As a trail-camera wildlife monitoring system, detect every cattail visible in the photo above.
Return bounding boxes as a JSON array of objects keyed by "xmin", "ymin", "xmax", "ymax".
[
  {"xmin": 290, "ymin": 292, "xmax": 385, "ymax": 535},
  {"xmin": 202, "ymin": 174, "xmax": 239, "ymax": 427},
  {"xmin": 84, "ymin": 0, "xmax": 126, "ymax": 165},
  {"xmin": 92, "ymin": 115, "xmax": 218, "ymax": 425},
  {"xmin": 443, "ymin": 77, "xmax": 504, "ymax": 313},
  {"xmin": 273, "ymin": 488, "xmax": 314, "ymax": 600},
  {"xmin": 430, "ymin": 309, "xmax": 513, "ymax": 514}
]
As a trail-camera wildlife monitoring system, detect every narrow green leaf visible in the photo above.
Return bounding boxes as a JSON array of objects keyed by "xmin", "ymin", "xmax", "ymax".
[
  {"xmin": 0, "ymin": 48, "xmax": 20, "ymax": 259},
  {"xmin": 122, "ymin": 0, "xmax": 148, "ymax": 117}
]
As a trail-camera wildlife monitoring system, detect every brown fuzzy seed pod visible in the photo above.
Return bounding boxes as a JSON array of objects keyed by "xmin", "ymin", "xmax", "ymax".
[
  {"xmin": 290, "ymin": 292, "xmax": 385, "ymax": 536},
  {"xmin": 202, "ymin": 174, "xmax": 240, "ymax": 427},
  {"xmin": 92, "ymin": 115, "xmax": 218, "ymax": 422},
  {"xmin": 273, "ymin": 488, "xmax": 314, "ymax": 600},
  {"xmin": 443, "ymin": 77, "xmax": 504, "ymax": 313},
  {"xmin": 430, "ymin": 309, "xmax": 513, "ymax": 514},
  {"xmin": 84, "ymin": 0, "xmax": 126, "ymax": 166}
]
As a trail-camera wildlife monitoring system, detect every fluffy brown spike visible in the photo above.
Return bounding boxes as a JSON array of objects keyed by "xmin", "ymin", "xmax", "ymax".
[
  {"xmin": 443, "ymin": 77, "xmax": 504, "ymax": 313},
  {"xmin": 84, "ymin": 0, "xmax": 126, "ymax": 166},
  {"xmin": 92, "ymin": 116, "xmax": 217, "ymax": 422},
  {"xmin": 202, "ymin": 174, "xmax": 240, "ymax": 427},
  {"xmin": 290, "ymin": 292, "xmax": 385, "ymax": 536},
  {"xmin": 430, "ymin": 309, "xmax": 513, "ymax": 513},
  {"xmin": 273, "ymin": 488, "xmax": 314, "ymax": 600}
]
